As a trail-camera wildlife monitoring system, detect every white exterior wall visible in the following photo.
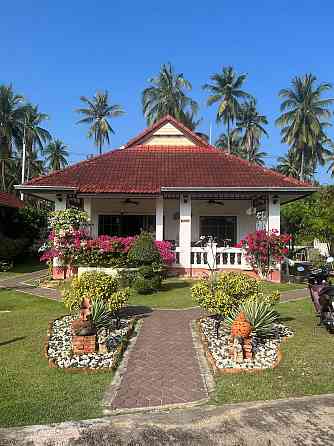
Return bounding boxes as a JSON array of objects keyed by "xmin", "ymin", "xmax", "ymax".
[
  {"xmin": 267, "ymin": 194, "xmax": 280, "ymax": 233},
  {"xmin": 87, "ymin": 197, "xmax": 256, "ymax": 244}
]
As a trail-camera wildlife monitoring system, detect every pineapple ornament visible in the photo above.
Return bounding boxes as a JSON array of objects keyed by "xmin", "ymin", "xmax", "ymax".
[{"xmin": 231, "ymin": 312, "xmax": 252, "ymax": 338}]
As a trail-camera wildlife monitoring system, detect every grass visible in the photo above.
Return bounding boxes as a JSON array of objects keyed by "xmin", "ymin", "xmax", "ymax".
[
  {"xmin": 129, "ymin": 278, "xmax": 306, "ymax": 309},
  {"xmin": 213, "ymin": 298, "xmax": 334, "ymax": 405},
  {"xmin": 0, "ymin": 257, "xmax": 46, "ymax": 280},
  {"xmin": 0, "ymin": 289, "xmax": 111, "ymax": 427}
]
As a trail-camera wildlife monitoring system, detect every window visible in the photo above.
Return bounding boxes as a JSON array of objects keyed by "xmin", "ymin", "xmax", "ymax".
[
  {"xmin": 200, "ymin": 216, "xmax": 237, "ymax": 245},
  {"xmin": 98, "ymin": 215, "xmax": 155, "ymax": 236}
]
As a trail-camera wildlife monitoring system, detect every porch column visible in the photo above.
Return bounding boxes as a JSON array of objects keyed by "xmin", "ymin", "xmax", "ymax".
[
  {"xmin": 155, "ymin": 196, "xmax": 164, "ymax": 241},
  {"xmin": 54, "ymin": 195, "xmax": 67, "ymax": 211},
  {"xmin": 267, "ymin": 194, "xmax": 280, "ymax": 233},
  {"xmin": 83, "ymin": 198, "xmax": 95, "ymax": 237},
  {"xmin": 179, "ymin": 193, "xmax": 192, "ymax": 269}
]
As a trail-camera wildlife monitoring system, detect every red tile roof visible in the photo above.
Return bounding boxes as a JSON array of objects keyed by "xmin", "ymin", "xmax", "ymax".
[
  {"xmin": 124, "ymin": 115, "xmax": 210, "ymax": 148},
  {"xmin": 0, "ymin": 192, "xmax": 24, "ymax": 208},
  {"xmin": 24, "ymin": 145, "xmax": 313, "ymax": 194}
]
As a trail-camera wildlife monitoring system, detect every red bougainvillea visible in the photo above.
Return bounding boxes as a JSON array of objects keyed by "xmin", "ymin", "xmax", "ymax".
[{"xmin": 236, "ymin": 229, "xmax": 291, "ymax": 279}]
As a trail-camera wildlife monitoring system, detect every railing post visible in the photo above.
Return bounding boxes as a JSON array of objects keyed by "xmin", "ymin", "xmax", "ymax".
[{"xmin": 206, "ymin": 242, "xmax": 217, "ymax": 271}]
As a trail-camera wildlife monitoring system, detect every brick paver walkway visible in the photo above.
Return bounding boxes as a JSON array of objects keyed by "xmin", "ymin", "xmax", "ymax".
[
  {"xmin": 280, "ymin": 288, "xmax": 308, "ymax": 302},
  {"xmin": 0, "ymin": 270, "xmax": 61, "ymax": 300},
  {"xmin": 108, "ymin": 308, "xmax": 208, "ymax": 410}
]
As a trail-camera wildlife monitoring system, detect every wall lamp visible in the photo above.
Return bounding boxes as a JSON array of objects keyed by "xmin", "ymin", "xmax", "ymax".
[{"xmin": 272, "ymin": 195, "xmax": 279, "ymax": 205}]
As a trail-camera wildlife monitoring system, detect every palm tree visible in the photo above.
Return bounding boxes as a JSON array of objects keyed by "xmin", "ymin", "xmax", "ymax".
[
  {"xmin": 203, "ymin": 66, "xmax": 251, "ymax": 153},
  {"xmin": 142, "ymin": 63, "xmax": 198, "ymax": 126},
  {"xmin": 0, "ymin": 84, "xmax": 26, "ymax": 190},
  {"xmin": 20, "ymin": 104, "xmax": 51, "ymax": 182},
  {"xmin": 215, "ymin": 130, "xmax": 243, "ymax": 155},
  {"xmin": 235, "ymin": 99, "xmax": 268, "ymax": 156},
  {"xmin": 247, "ymin": 146, "xmax": 268, "ymax": 166},
  {"xmin": 76, "ymin": 91, "xmax": 124, "ymax": 155},
  {"xmin": 276, "ymin": 74, "xmax": 334, "ymax": 180},
  {"xmin": 43, "ymin": 140, "xmax": 69, "ymax": 171},
  {"xmin": 276, "ymin": 149, "xmax": 314, "ymax": 180}
]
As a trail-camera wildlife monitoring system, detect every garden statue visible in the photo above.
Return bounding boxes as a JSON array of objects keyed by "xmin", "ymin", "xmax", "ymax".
[
  {"xmin": 80, "ymin": 297, "xmax": 92, "ymax": 321},
  {"xmin": 229, "ymin": 312, "xmax": 253, "ymax": 362}
]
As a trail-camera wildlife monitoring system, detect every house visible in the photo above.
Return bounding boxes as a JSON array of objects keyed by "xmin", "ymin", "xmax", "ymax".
[{"xmin": 16, "ymin": 115, "xmax": 316, "ymax": 281}]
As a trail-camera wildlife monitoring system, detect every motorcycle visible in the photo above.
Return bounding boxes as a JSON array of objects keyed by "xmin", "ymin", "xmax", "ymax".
[{"xmin": 298, "ymin": 257, "xmax": 334, "ymax": 333}]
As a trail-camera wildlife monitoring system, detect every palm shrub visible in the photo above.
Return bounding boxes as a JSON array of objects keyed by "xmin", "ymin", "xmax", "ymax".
[
  {"xmin": 90, "ymin": 299, "xmax": 114, "ymax": 330},
  {"xmin": 223, "ymin": 299, "xmax": 280, "ymax": 337}
]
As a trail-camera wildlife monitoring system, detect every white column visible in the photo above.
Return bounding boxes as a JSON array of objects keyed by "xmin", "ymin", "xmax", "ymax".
[
  {"xmin": 83, "ymin": 198, "xmax": 95, "ymax": 237},
  {"xmin": 54, "ymin": 194, "xmax": 67, "ymax": 211},
  {"xmin": 179, "ymin": 193, "xmax": 192, "ymax": 269},
  {"xmin": 267, "ymin": 194, "xmax": 280, "ymax": 233},
  {"xmin": 155, "ymin": 196, "xmax": 164, "ymax": 241}
]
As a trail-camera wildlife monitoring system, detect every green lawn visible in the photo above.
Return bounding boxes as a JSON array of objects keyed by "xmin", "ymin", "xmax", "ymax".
[
  {"xmin": 0, "ymin": 290, "xmax": 111, "ymax": 427},
  {"xmin": 213, "ymin": 298, "xmax": 334, "ymax": 405},
  {"xmin": 0, "ymin": 257, "xmax": 46, "ymax": 281},
  {"xmin": 129, "ymin": 278, "xmax": 306, "ymax": 309}
]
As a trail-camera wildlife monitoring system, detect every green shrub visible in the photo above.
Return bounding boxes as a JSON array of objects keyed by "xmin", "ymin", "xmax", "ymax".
[
  {"xmin": 192, "ymin": 272, "xmax": 261, "ymax": 317},
  {"xmin": 223, "ymin": 299, "xmax": 280, "ymax": 337},
  {"xmin": 150, "ymin": 274, "xmax": 162, "ymax": 290},
  {"xmin": 118, "ymin": 269, "xmax": 138, "ymax": 287},
  {"xmin": 138, "ymin": 265, "xmax": 156, "ymax": 279},
  {"xmin": 0, "ymin": 237, "xmax": 28, "ymax": 260},
  {"xmin": 63, "ymin": 272, "xmax": 129, "ymax": 314},
  {"xmin": 127, "ymin": 232, "xmax": 161, "ymax": 266},
  {"xmin": 132, "ymin": 276, "xmax": 153, "ymax": 294}
]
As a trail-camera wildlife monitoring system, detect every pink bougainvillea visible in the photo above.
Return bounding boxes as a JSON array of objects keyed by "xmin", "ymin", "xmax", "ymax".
[
  {"xmin": 154, "ymin": 240, "xmax": 176, "ymax": 265},
  {"xmin": 236, "ymin": 229, "xmax": 291, "ymax": 279}
]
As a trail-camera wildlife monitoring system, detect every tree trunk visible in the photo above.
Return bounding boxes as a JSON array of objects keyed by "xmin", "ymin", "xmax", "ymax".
[
  {"xmin": 300, "ymin": 149, "xmax": 305, "ymax": 181},
  {"xmin": 227, "ymin": 118, "xmax": 231, "ymax": 154}
]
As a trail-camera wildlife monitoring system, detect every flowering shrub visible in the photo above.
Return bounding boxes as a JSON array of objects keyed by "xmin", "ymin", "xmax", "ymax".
[
  {"xmin": 236, "ymin": 229, "xmax": 291, "ymax": 279},
  {"xmin": 154, "ymin": 240, "xmax": 175, "ymax": 265},
  {"xmin": 49, "ymin": 209, "xmax": 89, "ymax": 232}
]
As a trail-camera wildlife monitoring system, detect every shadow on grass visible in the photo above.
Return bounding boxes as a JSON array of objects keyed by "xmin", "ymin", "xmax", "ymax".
[
  {"xmin": 120, "ymin": 305, "xmax": 153, "ymax": 318},
  {"xmin": 279, "ymin": 316, "xmax": 295, "ymax": 322},
  {"xmin": 10, "ymin": 257, "xmax": 47, "ymax": 274},
  {"xmin": 159, "ymin": 281, "xmax": 190, "ymax": 292},
  {"xmin": 0, "ymin": 336, "xmax": 26, "ymax": 347}
]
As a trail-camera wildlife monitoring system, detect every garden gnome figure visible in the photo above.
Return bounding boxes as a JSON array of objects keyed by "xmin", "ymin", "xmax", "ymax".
[
  {"xmin": 97, "ymin": 328, "xmax": 108, "ymax": 354},
  {"xmin": 233, "ymin": 337, "xmax": 244, "ymax": 363}
]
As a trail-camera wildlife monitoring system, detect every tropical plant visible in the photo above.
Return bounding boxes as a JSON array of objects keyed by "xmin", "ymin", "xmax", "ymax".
[
  {"xmin": 191, "ymin": 272, "xmax": 263, "ymax": 316},
  {"xmin": 127, "ymin": 231, "xmax": 161, "ymax": 266},
  {"xmin": 90, "ymin": 299, "xmax": 114, "ymax": 329},
  {"xmin": 203, "ymin": 66, "xmax": 251, "ymax": 153},
  {"xmin": 223, "ymin": 299, "xmax": 280, "ymax": 337},
  {"xmin": 235, "ymin": 99, "xmax": 268, "ymax": 162},
  {"xmin": 215, "ymin": 130, "xmax": 242, "ymax": 154},
  {"xmin": 276, "ymin": 74, "xmax": 334, "ymax": 180},
  {"xmin": 142, "ymin": 62, "xmax": 198, "ymax": 126},
  {"xmin": 43, "ymin": 139, "xmax": 69, "ymax": 171},
  {"xmin": 0, "ymin": 85, "xmax": 26, "ymax": 191},
  {"xmin": 76, "ymin": 91, "xmax": 124, "ymax": 155},
  {"xmin": 236, "ymin": 230, "xmax": 291, "ymax": 280}
]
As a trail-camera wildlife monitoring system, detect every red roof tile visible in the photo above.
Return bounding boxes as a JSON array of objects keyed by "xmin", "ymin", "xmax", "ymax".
[
  {"xmin": 24, "ymin": 145, "xmax": 313, "ymax": 194},
  {"xmin": 0, "ymin": 192, "xmax": 24, "ymax": 208}
]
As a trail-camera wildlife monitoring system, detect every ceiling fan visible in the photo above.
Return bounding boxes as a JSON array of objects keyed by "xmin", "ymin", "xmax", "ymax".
[
  {"xmin": 208, "ymin": 199, "xmax": 224, "ymax": 206},
  {"xmin": 122, "ymin": 198, "xmax": 139, "ymax": 205}
]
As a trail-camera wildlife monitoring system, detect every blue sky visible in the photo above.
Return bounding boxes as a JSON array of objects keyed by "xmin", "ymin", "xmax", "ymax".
[{"xmin": 1, "ymin": 1, "xmax": 334, "ymax": 183}]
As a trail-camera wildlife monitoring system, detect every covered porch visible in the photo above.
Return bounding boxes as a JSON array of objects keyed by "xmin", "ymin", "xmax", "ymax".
[{"xmin": 65, "ymin": 189, "xmax": 281, "ymax": 277}]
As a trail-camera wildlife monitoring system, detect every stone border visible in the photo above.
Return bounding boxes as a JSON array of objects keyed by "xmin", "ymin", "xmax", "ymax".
[
  {"xmin": 196, "ymin": 318, "xmax": 285, "ymax": 375},
  {"xmin": 44, "ymin": 316, "xmax": 138, "ymax": 373}
]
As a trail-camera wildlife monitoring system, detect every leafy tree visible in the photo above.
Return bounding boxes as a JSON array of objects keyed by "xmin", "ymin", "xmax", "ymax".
[
  {"xmin": 203, "ymin": 66, "xmax": 251, "ymax": 153},
  {"xmin": 142, "ymin": 62, "xmax": 198, "ymax": 126},
  {"xmin": 276, "ymin": 74, "xmax": 334, "ymax": 180},
  {"xmin": 43, "ymin": 139, "xmax": 69, "ymax": 171},
  {"xmin": 76, "ymin": 91, "xmax": 124, "ymax": 155},
  {"xmin": 235, "ymin": 99, "xmax": 268, "ymax": 158},
  {"xmin": 0, "ymin": 85, "xmax": 27, "ymax": 191}
]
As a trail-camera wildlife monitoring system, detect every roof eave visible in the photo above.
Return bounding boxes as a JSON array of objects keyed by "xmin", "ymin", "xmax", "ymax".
[
  {"xmin": 14, "ymin": 185, "xmax": 78, "ymax": 193},
  {"xmin": 160, "ymin": 186, "xmax": 319, "ymax": 193}
]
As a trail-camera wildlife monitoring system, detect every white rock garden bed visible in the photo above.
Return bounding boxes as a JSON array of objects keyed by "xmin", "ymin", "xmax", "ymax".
[
  {"xmin": 46, "ymin": 315, "xmax": 135, "ymax": 370},
  {"xmin": 200, "ymin": 317, "xmax": 294, "ymax": 372}
]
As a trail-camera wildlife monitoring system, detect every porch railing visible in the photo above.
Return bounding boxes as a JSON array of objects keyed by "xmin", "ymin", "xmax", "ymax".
[{"xmin": 173, "ymin": 245, "xmax": 251, "ymax": 270}]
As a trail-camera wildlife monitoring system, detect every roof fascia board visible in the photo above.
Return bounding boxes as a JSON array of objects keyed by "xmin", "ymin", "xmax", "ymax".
[
  {"xmin": 14, "ymin": 185, "xmax": 78, "ymax": 192},
  {"xmin": 160, "ymin": 186, "xmax": 319, "ymax": 193}
]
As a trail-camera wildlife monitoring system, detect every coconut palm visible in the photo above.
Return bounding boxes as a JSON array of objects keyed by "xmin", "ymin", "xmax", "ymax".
[
  {"xmin": 215, "ymin": 130, "xmax": 243, "ymax": 155},
  {"xmin": 203, "ymin": 66, "xmax": 251, "ymax": 153},
  {"xmin": 76, "ymin": 91, "xmax": 124, "ymax": 155},
  {"xmin": 276, "ymin": 149, "xmax": 314, "ymax": 180},
  {"xmin": 142, "ymin": 63, "xmax": 198, "ymax": 126},
  {"xmin": 235, "ymin": 99, "xmax": 268, "ymax": 156},
  {"xmin": 276, "ymin": 74, "xmax": 334, "ymax": 180},
  {"xmin": 43, "ymin": 140, "xmax": 69, "ymax": 171},
  {"xmin": 0, "ymin": 85, "xmax": 27, "ymax": 190},
  {"xmin": 247, "ymin": 146, "xmax": 268, "ymax": 166}
]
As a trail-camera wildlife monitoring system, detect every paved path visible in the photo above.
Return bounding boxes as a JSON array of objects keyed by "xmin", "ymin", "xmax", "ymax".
[
  {"xmin": 0, "ymin": 270, "xmax": 61, "ymax": 301},
  {"xmin": 280, "ymin": 287, "xmax": 308, "ymax": 302},
  {"xmin": 107, "ymin": 308, "xmax": 208, "ymax": 410},
  {"xmin": 1, "ymin": 393, "xmax": 334, "ymax": 445}
]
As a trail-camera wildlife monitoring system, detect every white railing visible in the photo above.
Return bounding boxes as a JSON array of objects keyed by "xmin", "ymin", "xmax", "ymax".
[{"xmin": 172, "ymin": 245, "xmax": 251, "ymax": 270}]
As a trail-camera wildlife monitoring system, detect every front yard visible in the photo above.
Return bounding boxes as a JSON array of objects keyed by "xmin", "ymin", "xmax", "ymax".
[{"xmin": 1, "ymin": 278, "xmax": 332, "ymax": 428}]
